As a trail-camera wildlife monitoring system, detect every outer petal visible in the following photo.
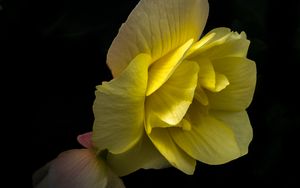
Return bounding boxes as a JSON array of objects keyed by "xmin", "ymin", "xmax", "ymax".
[
  {"xmin": 207, "ymin": 57, "xmax": 256, "ymax": 111},
  {"xmin": 170, "ymin": 102, "xmax": 241, "ymax": 165},
  {"xmin": 148, "ymin": 127, "xmax": 196, "ymax": 174},
  {"xmin": 33, "ymin": 149, "xmax": 125, "ymax": 188},
  {"xmin": 186, "ymin": 27, "xmax": 250, "ymax": 59},
  {"xmin": 210, "ymin": 110, "xmax": 253, "ymax": 155},
  {"xmin": 107, "ymin": 0, "xmax": 209, "ymax": 77},
  {"xmin": 93, "ymin": 54, "xmax": 151, "ymax": 154},
  {"xmin": 106, "ymin": 134, "xmax": 170, "ymax": 176},
  {"xmin": 146, "ymin": 60, "xmax": 199, "ymax": 132}
]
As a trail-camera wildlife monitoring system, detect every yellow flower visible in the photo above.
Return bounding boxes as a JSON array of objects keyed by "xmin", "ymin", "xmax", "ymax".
[{"xmin": 92, "ymin": 0, "xmax": 256, "ymax": 175}]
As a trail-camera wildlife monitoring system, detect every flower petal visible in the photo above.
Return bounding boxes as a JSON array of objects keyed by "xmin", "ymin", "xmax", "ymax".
[
  {"xmin": 186, "ymin": 27, "xmax": 249, "ymax": 59},
  {"xmin": 197, "ymin": 58, "xmax": 216, "ymax": 90},
  {"xmin": 93, "ymin": 54, "xmax": 151, "ymax": 154},
  {"xmin": 210, "ymin": 110, "xmax": 253, "ymax": 155},
  {"xmin": 49, "ymin": 149, "xmax": 109, "ymax": 188},
  {"xmin": 48, "ymin": 150, "xmax": 124, "ymax": 188},
  {"xmin": 148, "ymin": 127, "xmax": 196, "ymax": 174},
  {"xmin": 105, "ymin": 168, "xmax": 127, "ymax": 188},
  {"xmin": 77, "ymin": 132, "xmax": 93, "ymax": 149},
  {"xmin": 146, "ymin": 60, "xmax": 199, "ymax": 131},
  {"xmin": 194, "ymin": 57, "xmax": 229, "ymax": 92},
  {"xmin": 207, "ymin": 57, "xmax": 256, "ymax": 111},
  {"xmin": 107, "ymin": 0, "xmax": 209, "ymax": 77},
  {"xmin": 146, "ymin": 39, "xmax": 194, "ymax": 96},
  {"xmin": 194, "ymin": 85, "xmax": 209, "ymax": 106},
  {"xmin": 170, "ymin": 101, "xmax": 241, "ymax": 165},
  {"xmin": 33, "ymin": 149, "xmax": 126, "ymax": 188},
  {"xmin": 106, "ymin": 134, "xmax": 170, "ymax": 176},
  {"xmin": 33, "ymin": 161, "xmax": 52, "ymax": 188},
  {"xmin": 214, "ymin": 72, "xmax": 230, "ymax": 92}
]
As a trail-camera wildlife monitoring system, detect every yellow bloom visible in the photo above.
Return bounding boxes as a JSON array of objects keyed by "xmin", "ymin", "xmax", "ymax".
[{"xmin": 93, "ymin": 0, "xmax": 256, "ymax": 175}]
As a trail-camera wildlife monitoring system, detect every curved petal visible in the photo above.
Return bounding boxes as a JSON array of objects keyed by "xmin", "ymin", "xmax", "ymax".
[
  {"xmin": 186, "ymin": 27, "xmax": 250, "ymax": 59},
  {"xmin": 148, "ymin": 127, "xmax": 196, "ymax": 174},
  {"xmin": 33, "ymin": 150, "xmax": 125, "ymax": 188},
  {"xmin": 207, "ymin": 57, "xmax": 256, "ymax": 111},
  {"xmin": 195, "ymin": 58, "xmax": 229, "ymax": 92},
  {"xmin": 214, "ymin": 72, "xmax": 230, "ymax": 92},
  {"xmin": 48, "ymin": 149, "xmax": 109, "ymax": 188},
  {"xmin": 93, "ymin": 54, "xmax": 151, "ymax": 154},
  {"xmin": 106, "ymin": 134, "xmax": 170, "ymax": 176},
  {"xmin": 210, "ymin": 110, "xmax": 253, "ymax": 155},
  {"xmin": 77, "ymin": 132, "xmax": 93, "ymax": 149},
  {"xmin": 194, "ymin": 85, "xmax": 209, "ymax": 106},
  {"xmin": 107, "ymin": 0, "xmax": 209, "ymax": 77},
  {"xmin": 105, "ymin": 168, "xmax": 127, "ymax": 188},
  {"xmin": 170, "ymin": 102, "xmax": 241, "ymax": 165},
  {"xmin": 146, "ymin": 60, "xmax": 199, "ymax": 131},
  {"xmin": 33, "ymin": 161, "xmax": 52, "ymax": 188},
  {"xmin": 146, "ymin": 39, "xmax": 194, "ymax": 95}
]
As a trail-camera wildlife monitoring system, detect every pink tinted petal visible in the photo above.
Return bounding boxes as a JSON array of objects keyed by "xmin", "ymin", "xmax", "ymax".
[
  {"xmin": 77, "ymin": 132, "xmax": 93, "ymax": 149},
  {"xmin": 48, "ymin": 149, "xmax": 108, "ymax": 188},
  {"xmin": 33, "ymin": 149, "xmax": 125, "ymax": 188}
]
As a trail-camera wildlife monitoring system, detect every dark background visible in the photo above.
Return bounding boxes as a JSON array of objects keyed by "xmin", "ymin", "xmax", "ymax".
[{"xmin": 2, "ymin": 0, "xmax": 300, "ymax": 187}]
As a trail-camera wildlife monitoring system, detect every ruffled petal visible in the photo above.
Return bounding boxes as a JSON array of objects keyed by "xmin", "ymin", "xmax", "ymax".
[
  {"xmin": 195, "ymin": 58, "xmax": 229, "ymax": 92},
  {"xmin": 107, "ymin": 134, "xmax": 170, "ymax": 176},
  {"xmin": 93, "ymin": 54, "xmax": 151, "ymax": 154},
  {"xmin": 186, "ymin": 27, "xmax": 249, "ymax": 59},
  {"xmin": 146, "ymin": 39, "xmax": 193, "ymax": 95},
  {"xmin": 107, "ymin": 0, "xmax": 209, "ymax": 77},
  {"xmin": 147, "ymin": 127, "xmax": 196, "ymax": 174},
  {"xmin": 145, "ymin": 60, "xmax": 199, "ymax": 132},
  {"xmin": 207, "ymin": 57, "xmax": 256, "ymax": 111},
  {"xmin": 211, "ymin": 110, "xmax": 253, "ymax": 155},
  {"xmin": 170, "ymin": 101, "xmax": 241, "ymax": 165}
]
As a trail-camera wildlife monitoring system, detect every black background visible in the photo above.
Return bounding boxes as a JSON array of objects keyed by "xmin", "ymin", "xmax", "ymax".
[{"xmin": 2, "ymin": 0, "xmax": 300, "ymax": 187}]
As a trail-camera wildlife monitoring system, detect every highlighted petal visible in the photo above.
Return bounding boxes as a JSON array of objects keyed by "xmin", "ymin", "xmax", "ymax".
[
  {"xmin": 107, "ymin": 0, "xmax": 209, "ymax": 77},
  {"xmin": 211, "ymin": 110, "xmax": 253, "ymax": 155},
  {"xmin": 93, "ymin": 54, "xmax": 151, "ymax": 154},
  {"xmin": 170, "ymin": 102, "xmax": 241, "ymax": 165},
  {"xmin": 214, "ymin": 72, "xmax": 230, "ymax": 92},
  {"xmin": 196, "ymin": 58, "xmax": 229, "ymax": 92},
  {"xmin": 107, "ymin": 134, "xmax": 170, "ymax": 176},
  {"xmin": 186, "ymin": 27, "xmax": 249, "ymax": 59},
  {"xmin": 197, "ymin": 58, "xmax": 216, "ymax": 90},
  {"xmin": 208, "ymin": 57, "xmax": 256, "ymax": 111},
  {"xmin": 146, "ymin": 60, "xmax": 199, "ymax": 130},
  {"xmin": 146, "ymin": 39, "xmax": 194, "ymax": 95},
  {"xmin": 148, "ymin": 128, "xmax": 196, "ymax": 174}
]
